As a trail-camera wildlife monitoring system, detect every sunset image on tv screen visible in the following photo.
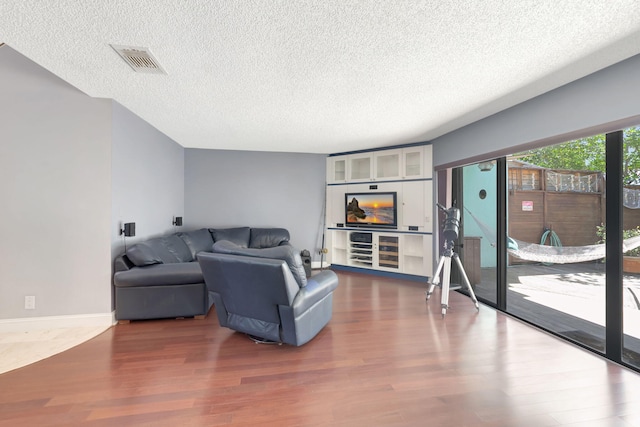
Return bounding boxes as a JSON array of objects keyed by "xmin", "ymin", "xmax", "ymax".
[{"xmin": 346, "ymin": 194, "xmax": 395, "ymax": 224}]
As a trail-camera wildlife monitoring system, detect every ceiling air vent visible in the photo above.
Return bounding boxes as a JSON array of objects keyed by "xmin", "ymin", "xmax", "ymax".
[{"xmin": 110, "ymin": 44, "xmax": 167, "ymax": 74}]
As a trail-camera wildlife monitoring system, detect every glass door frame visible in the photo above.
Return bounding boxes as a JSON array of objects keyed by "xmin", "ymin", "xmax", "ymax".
[
  {"xmin": 605, "ymin": 130, "xmax": 623, "ymax": 360},
  {"xmin": 449, "ymin": 131, "xmax": 632, "ymax": 371}
]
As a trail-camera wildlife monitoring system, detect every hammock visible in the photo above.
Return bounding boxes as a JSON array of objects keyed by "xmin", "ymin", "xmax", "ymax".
[{"xmin": 464, "ymin": 207, "xmax": 640, "ymax": 264}]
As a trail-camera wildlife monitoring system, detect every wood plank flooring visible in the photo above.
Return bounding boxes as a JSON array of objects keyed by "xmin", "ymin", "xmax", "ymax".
[{"xmin": 1, "ymin": 270, "xmax": 640, "ymax": 426}]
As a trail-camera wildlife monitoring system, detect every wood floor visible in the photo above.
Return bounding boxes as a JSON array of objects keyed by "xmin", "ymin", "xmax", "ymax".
[{"xmin": 1, "ymin": 271, "xmax": 640, "ymax": 426}]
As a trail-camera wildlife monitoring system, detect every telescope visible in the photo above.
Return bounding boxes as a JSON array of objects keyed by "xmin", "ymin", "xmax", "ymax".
[
  {"xmin": 428, "ymin": 203, "xmax": 479, "ymax": 317},
  {"xmin": 437, "ymin": 203, "xmax": 460, "ymax": 242}
]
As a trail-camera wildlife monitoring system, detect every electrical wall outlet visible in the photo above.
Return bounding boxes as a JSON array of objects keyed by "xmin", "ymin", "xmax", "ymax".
[{"xmin": 25, "ymin": 295, "xmax": 35, "ymax": 310}]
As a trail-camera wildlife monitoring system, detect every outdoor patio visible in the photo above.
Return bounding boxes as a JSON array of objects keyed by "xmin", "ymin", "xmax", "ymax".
[{"xmin": 471, "ymin": 261, "xmax": 640, "ymax": 366}]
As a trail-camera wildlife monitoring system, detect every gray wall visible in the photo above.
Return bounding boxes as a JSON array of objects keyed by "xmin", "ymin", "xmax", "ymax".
[
  {"xmin": 0, "ymin": 46, "xmax": 112, "ymax": 319},
  {"xmin": 433, "ymin": 53, "xmax": 640, "ymax": 168},
  {"xmin": 185, "ymin": 149, "xmax": 327, "ymax": 259},
  {"xmin": 0, "ymin": 45, "xmax": 186, "ymax": 320},
  {"xmin": 111, "ymin": 102, "xmax": 185, "ymax": 260}
]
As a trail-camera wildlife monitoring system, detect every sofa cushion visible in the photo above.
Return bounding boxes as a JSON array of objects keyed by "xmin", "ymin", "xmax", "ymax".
[
  {"xmin": 211, "ymin": 240, "xmax": 307, "ymax": 288},
  {"xmin": 114, "ymin": 262, "xmax": 203, "ymax": 287},
  {"xmin": 178, "ymin": 228, "xmax": 214, "ymax": 258},
  {"xmin": 126, "ymin": 235, "xmax": 194, "ymax": 266},
  {"xmin": 209, "ymin": 227, "xmax": 251, "ymax": 247},
  {"xmin": 249, "ymin": 228, "xmax": 291, "ymax": 249},
  {"xmin": 126, "ymin": 243, "xmax": 163, "ymax": 267}
]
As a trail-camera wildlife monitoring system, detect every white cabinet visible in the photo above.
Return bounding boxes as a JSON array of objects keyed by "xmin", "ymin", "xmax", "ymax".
[
  {"xmin": 401, "ymin": 145, "xmax": 433, "ymax": 179},
  {"xmin": 327, "ymin": 156, "xmax": 347, "ymax": 183},
  {"xmin": 347, "ymin": 231, "xmax": 400, "ymax": 272},
  {"xmin": 348, "ymin": 153, "xmax": 373, "ymax": 182},
  {"xmin": 401, "ymin": 181, "xmax": 424, "ymax": 230},
  {"xmin": 328, "ymin": 230, "xmax": 348, "ymax": 265},
  {"xmin": 327, "ymin": 153, "xmax": 373, "ymax": 183},
  {"xmin": 325, "ymin": 144, "xmax": 433, "ymax": 279},
  {"xmin": 400, "ymin": 180, "xmax": 433, "ymax": 232},
  {"xmin": 347, "ymin": 181, "xmax": 396, "ymax": 194},
  {"xmin": 374, "ymin": 149, "xmax": 402, "ymax": 181},
  {"xmin": 327, "ymin": 144, "xmax": 432, "ymax": 184},
  {"xmin": 423, "ymin": 144, "xmax": 433, "ymax": 179},
  {"xmin": 326, "ymin": 185, "xmax": 345, "ymax": 227},
  {"xmin": 328, "ymin": 229, "xmax": 431, "ymax": 277},
  {"xmin": 373, "ymin": 146, "xmax": 430, "ymax": 181},
  {"xmin": 403, "ymin": 146, "xmax": 424, "ymax": 179},
  {"xmin": 401, "ymin": 234, "xmax": 432, "ymax": 276}
]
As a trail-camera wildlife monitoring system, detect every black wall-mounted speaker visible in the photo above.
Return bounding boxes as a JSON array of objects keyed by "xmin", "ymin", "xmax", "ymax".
[
  {"xmin": 123, "ymin": 222, "xmax": 136, "ymax": 237},
  {"xmin": 174, "ymin": 216, "xmax": 183, "ymax": 226}
]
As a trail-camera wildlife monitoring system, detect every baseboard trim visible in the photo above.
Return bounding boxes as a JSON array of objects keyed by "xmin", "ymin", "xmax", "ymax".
[
  {"xmin": 311, "ymin": 261, "xmax": 331, "ymax": 269},
  {"xmin": 329, "ymin": 264, "xmax": 429, "ymax": 282},
  {"xmin": 0, "ymin": 312, "xmax": 116, "ymax": 333}
]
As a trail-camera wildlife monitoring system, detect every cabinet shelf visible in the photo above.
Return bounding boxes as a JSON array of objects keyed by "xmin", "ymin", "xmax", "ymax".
[
  {"xmin": 345, "ymin": 232, "xmax": 399, "ymax": 270},
  {"xmin": 380, "ymin": 262, "xmax": 399, "ymax": 268}
]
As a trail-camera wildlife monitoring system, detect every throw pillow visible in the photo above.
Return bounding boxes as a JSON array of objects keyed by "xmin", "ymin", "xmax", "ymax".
[
  {"xmin": 209, "ymin": 227, "xmax": 251, "ymax": 247},
  {"xmin": 126, "ymin": 243, "xmax": 163, "ymax": 267},
  {"xmin": 177, "ymin": 228, "xmax": 214, "ymax": 258}
]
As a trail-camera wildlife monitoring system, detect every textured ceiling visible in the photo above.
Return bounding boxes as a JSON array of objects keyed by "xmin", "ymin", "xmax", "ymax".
[{"xmin": 2, "ymin": 1, "xmax": 640, "ymax": 154}]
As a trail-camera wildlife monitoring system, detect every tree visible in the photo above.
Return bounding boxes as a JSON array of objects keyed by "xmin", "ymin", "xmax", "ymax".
[{"xmin": 517, "ymin": 127, "xmax": 640, "ymax": 185}]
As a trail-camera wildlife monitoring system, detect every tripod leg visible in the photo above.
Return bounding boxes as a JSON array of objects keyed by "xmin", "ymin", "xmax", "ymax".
[
  {"xmin": 452, "ymin": 254, "xmax": 480, "ymax": 310},
  {"xmin": 440, "ymin": 256, "xmax": 452, "ymax": 317},
  {"xmin": 426, "ymin": 255, "xmax": 446, "ymax": 301}
]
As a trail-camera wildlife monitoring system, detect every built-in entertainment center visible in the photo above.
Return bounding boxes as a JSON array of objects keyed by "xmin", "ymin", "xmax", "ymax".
[{"xmin": 325, "ymin": 143, "xmax": 433, "ymax": 280}]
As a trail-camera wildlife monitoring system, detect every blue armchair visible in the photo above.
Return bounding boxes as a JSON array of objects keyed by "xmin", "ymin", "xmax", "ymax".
[{"xmin": 198, "ymin": 242, "xmax": 339, "ymax": 346}]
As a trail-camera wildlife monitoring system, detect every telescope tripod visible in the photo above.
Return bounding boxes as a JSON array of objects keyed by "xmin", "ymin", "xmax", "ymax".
[{"xmin": 426, "ymin": 239, "xmax": 479, "ymax": 317}]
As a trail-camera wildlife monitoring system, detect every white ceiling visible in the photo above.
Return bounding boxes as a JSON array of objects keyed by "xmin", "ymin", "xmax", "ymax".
[{"xmin": 2, "ymin": 1, "xmax": 640, "ymax": 154}]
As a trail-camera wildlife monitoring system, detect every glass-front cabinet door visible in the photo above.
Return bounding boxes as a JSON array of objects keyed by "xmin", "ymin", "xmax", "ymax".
[
  {"xmin": 349, "ymin": 153, "xmax": 372, "ymax": 182},
  {"xmin": 376, "ymin": 235, "xmax": 399, "ymax": 270},
  {"xmin": 374, "ymin": 149, "xmax": 401, "ymax": 180},
  {"xmin": 403, "ymin": 146, "xmax": 424, "ymax": 179},
  {"xmin": 327, "ymin": 156, "xmax": 347, "ymax": 183}
]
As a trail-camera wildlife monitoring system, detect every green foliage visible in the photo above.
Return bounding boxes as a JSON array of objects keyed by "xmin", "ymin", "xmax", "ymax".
[
  {"xmin": 518, "ymin": 127, "xmax": 640, "ymax": 185},
  {"xmin": 596, "ymin": 223, "xmax": 640, "ymax": 257}
]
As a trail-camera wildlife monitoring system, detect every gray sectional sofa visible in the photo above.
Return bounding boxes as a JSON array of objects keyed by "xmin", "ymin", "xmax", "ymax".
[{"xmin": 113, "ymin": 227, "xmax": 292, "ymax": 322}]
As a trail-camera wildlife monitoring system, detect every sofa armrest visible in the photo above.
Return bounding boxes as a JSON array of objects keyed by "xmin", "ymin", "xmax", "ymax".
[
  {"xmin": 114, "ymin": 254, "xmax": 135, "ymax": 272},
  {"xmin": 249, "ymin": 227, "xmax": 291, "ymax": 249},
  {"xmin": 292, "ymin": 270, "xmax": 338, "ymax": 316}
]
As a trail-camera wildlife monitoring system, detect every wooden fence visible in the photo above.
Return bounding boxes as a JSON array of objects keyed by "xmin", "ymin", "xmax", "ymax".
[{"xmin": 507, "ymin": 164, "xmax": 640, "ymax": 264}]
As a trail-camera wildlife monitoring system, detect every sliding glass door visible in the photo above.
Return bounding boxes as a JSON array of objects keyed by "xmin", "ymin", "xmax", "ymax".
[
  {"xmin": 506, "ymin": 136, "xmax": 607, "ymax": 354},
  {"xmin": 452, "ymin": 127, "xmax": 640, "ymax": 371}
]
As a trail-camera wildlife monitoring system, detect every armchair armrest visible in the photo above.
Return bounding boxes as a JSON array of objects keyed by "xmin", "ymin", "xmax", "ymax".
[{"xmin": 292, "ymin": 270, "xmax": 339, "ymax": 316}]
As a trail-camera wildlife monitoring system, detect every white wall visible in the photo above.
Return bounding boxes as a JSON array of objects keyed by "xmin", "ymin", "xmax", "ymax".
[
  {"xmin": 462, "ymin": 165, "xmax": 497, "ymax": 268},
  {"xmin": 433, "ymin": 53, "xmax": 640, "ymax": 168},
  {"xmin": 111, "ymin": 102, "xmax": 185, "ymax": 259},
  {"xmin": 184, "ymin": 149, "xmax": 327, "ymax": 259},
  {"xmin": 0, "ymin": 46, "xmax": 112, "ymax": 319}
]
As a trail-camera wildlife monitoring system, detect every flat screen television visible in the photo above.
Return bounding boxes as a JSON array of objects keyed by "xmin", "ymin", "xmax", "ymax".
[{"xmin": 345, "ymin": 192, "xmax": 398, "ymax": 229}]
